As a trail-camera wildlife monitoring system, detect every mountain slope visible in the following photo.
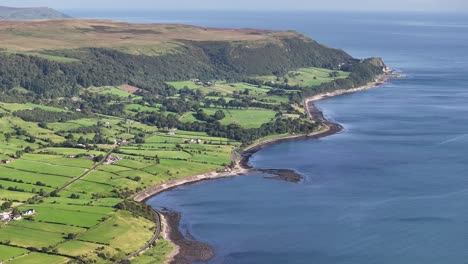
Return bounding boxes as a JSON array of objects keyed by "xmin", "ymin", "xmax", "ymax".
[
  {"xmin": 0, "ymin": 20, "xmax": 384, "ymax": 98},
  {"xmin": 0, "ymin": 6, "xmax": 70, "ymax": 20}
]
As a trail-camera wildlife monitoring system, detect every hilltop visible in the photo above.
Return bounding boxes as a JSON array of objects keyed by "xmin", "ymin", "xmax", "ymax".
[{"xmin": 0, "ymin": 6, "xmax": 70, "ymax": 20}]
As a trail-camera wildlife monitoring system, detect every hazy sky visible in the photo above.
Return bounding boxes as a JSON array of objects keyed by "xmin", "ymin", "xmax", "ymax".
[{"xmin": 1, "ymin": 0, "xmax": 468, "ymax": 12}]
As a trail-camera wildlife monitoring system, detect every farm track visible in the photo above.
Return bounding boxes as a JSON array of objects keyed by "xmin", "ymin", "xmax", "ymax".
[{"xmin": 57, "ymin": 148, "xmax": 116, "ymax": 192}]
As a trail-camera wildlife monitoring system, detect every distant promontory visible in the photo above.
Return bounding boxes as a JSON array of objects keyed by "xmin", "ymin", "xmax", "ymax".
[{"xmin": 0, "ymin": 6, "xmax": 70, "ymax": 20}]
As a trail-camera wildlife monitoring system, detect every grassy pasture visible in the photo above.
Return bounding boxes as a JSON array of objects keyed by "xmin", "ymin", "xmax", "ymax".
[
  {"xmin": 119, "ymin": 148, "xmax": 192, "ymax": 160},
  {"xmin": 38, "ymin": 147, "xmax": 106, "ymax": 156},
  {"xmin": 7, "ymin": 253, "xmax": 71, "ymax": 264},
  {"xmin": 79, "ymin": 211, "xmax": 155, "ymax": 254},
  {"xmin": 255, "ymin": 67, "xmax": 349, "ymax": 87},
  {"xmin": 18, "ymin": 205, "xmax": 110, "ymax": 228},
  {"xmin": 168, "ymin": 81, "xmax": 271, "ymax": 95},
  {"xmin": 0, "ymin": 180, "xmax": 55, "ymax": 194},
  {"xmin": 55, "ymin": 240, "xmax": 117, "ymax": 259},
  {"xmin": 167, "ymin": 81, "xmax": 271, "ymax": 96},
  {"xmin": 24, "ymin": 203, "xmax": 115, "ymax": 215},
  {"xmin": 125, "ymin": 103, "xmax": 160, "ymax": 113},
  {"xmin": 0, "ymin": 224, "xmax": 66, "ymax": 248},
  {"xmin": 8, "ymin": 220, "xmax": 87, "ymax": 236},
  {"xmin": 180, "ymin": 107, "xmax": 276, "ymax": 128},
  {"xmin": 0, "ymin": 245, "xmax": 28, "ymax": 262},
  {"xmin": 2, "ymin": 160, "xmax": 85, "ymax": 177},
  {"xmin": 66, "ymin": 180, "xmax": 116, "ymax": 197},
  {"xmin": 0, "ymin": 167, "xmax": 71, "ymax": 188},
  {"xmin": 88, "ymin": 86, "xmax": 143, "ymax": 100},
  {"xmin": 142, "ymin": 159, "xmax": 222, "ymax": 179},
  {"xmin": 1, "ymin": 50, "xmax": 80, "ymax": 63},
  {"xmin": 131, "ymin": 239, "xmax": 173, "ymax": 264},
  {"xmin": 0, "ymin": 189, "xmax": 36, "ymax": 202}
]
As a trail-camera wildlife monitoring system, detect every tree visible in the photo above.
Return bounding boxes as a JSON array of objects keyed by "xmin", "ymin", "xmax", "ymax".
[
  {"xmin": 66, "ymin": 233, "xmax": 77, "ymax": 240},
  {"xmin": 93, "ymin": 155, "xmax": 104, "ymax": 163},
  {"xmin": 69, "ymin": 194, "xmax": 80, "ymax": 199},
  {"xmin": 15, "ymin": 151, "xmax": 23, "ymax": 159},
  {"xmin": 217, "ymin": 98, "xmax": 227, "ymax": 109},
  {"xmin": 77, "ymin": 136, "xmax": 86, "ymax": 145},
  {"xmin": 214, "ymin": 110, "xmax": 226, "ymax": 120},
  {"xmin": 24, "ymin": 146, "xmax": 34, "ymax": 153},
  {"xmin": 12, "ymin": 207, "xmax": 20, "ymax": 216},
  {"xmin": 1, "ymin": 201, "xmax": 12, "ymax": 210}
]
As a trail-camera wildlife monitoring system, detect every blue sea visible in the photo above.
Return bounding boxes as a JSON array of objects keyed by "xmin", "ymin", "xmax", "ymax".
[{"xmin": 68, "ymin": 10, "xmax": 468, "ymax": 264}]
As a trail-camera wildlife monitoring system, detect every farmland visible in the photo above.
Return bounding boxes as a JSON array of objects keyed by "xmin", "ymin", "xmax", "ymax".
[
  {"xmin": 0, "ymin": 98, "xmax": 240, "ymax": 263},
  {"xmin": 0, "ymin": 23, "xmax": 368, "ymax": 262},
  {"xmin": 0, "ymin": 62, "xmax": 336, "ymax": 262},
  {"xmin": 255, "ymin": 67, "xmax": 350, "ymax": 87}
]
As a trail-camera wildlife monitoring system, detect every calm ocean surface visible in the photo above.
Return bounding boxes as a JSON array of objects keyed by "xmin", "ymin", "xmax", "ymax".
[{"xmin": 69, "ymin": 10, "xmax": 468, "ymax": 263}]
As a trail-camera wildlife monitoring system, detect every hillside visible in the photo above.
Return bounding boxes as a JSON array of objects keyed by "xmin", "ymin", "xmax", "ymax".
[
  {"xmin": 0, "ymin": 19, "xmax": 388, "ymax": 263},
  {"xmin": 0, "ymin": 6, "xmax": 70, "ymax": 20},
  {"xmin": 0, "ymin": 19, "xmax": 374, "ymax": 99}
]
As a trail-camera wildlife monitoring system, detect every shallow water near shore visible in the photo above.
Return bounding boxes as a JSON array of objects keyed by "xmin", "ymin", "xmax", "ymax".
[{"xmin": 69, "ymin": 10, "xmax": 468, "ymax": 264}]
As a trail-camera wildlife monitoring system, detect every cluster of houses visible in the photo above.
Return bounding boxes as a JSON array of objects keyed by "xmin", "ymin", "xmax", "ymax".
[
  {"xmin": 191, "ymin": 79, "xmax": 213, "ymax": 87},
  {"xmin": 185, "ymin": 138, "xmax": 203, "ymax": 144},
  {"xmin": 0, "ymin": 209, "xmax": 36, "ymax": 222}
]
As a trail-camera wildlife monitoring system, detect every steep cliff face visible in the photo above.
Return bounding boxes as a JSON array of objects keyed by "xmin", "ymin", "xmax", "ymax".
[
  {"xmin": 0, "ymin": 6, "xmax": 70, "ymax": 20},
  {"xmin": 364, "ymin": 57, "xmax": 387, "ymax": 71}
]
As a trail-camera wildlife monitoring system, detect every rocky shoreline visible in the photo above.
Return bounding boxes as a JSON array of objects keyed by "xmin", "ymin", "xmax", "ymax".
[{"xmin": 133, "ymin": 71, "xmax": 401, "ymax": 264}]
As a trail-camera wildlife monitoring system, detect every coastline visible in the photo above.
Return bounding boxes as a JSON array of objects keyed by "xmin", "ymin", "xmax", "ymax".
[{"xmin": 131, "ymin": 70, "xmax": 401, "ymax": 264}]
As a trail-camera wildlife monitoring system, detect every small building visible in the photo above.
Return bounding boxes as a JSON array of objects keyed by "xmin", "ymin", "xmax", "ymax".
[
  {"xmin": 13, "ymin": 215, "xmax": 22, "ymax": 221},
  {"xmin": 104, "ymin": 155, "xmax": 122, "ymax": 165},
  {"xmin": 167, "ymin": 132, "xmax": 176, "ymax": 136},
  {"xmin": 76, "ymin": 144, "xmax": 86, "ymax": 148},
  {"xmin": 0, "ymin": 159, "xmax": 13, "ymax": 164},
  {"xmin": 67, "ymin": 155, "xmax": 77, "ymax": 159},
  {"xmin": 75, "ymin": 108, "xmax": 82, "ymax": 112},
  {"xmin": 116, "ymin": 139, "xmax": 128, "ymax": 146},
  {"xmin": 0, "ymin": 212, "xmax": 11, "ymax": 222},
  {"xmin": 21, "ymin": 209, "xmax": 36, "ymax": 216},
  {"xmin": 188, "ymin": 138, "xmax": 203, "ymax": 144}
]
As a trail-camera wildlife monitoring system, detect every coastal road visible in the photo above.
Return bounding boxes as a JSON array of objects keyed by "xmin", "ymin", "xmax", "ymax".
[{"xmin": 119, "ymin": 209, "xmax": 162, "ymax": 262}]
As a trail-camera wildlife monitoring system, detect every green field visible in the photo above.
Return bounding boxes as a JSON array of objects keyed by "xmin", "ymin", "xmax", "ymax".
[
  {"xmin": 1, "ymin": 50, "xmax": 80, "ymax": 63},
  {"xmin": 255, "ymin": 67, "xmax": 350, "ymax": 87},
  {"xmin": 7, "ymin": 253, "xmax": 71, "ymax": 264},
  {"xmin": 167, "ymin": 81, "xmax": 271, "ymax": 96},
  {"xmin": 88, "ymin": 86, "xmax": 143, "ymax": 100},
  {"xmin": 180, "ymin": 108, "xmax": 276, "ymax": 128},
  {"xmin": 0, "ymin": 245, "xmax": 28, "ymax": 262},
  {"xmin": 0, "ymin": 63, "xmax": 336, "ymax": 263},
  {"xmin": 131, "ymin": 239, "xmax": 173, "ymax": 264}
]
